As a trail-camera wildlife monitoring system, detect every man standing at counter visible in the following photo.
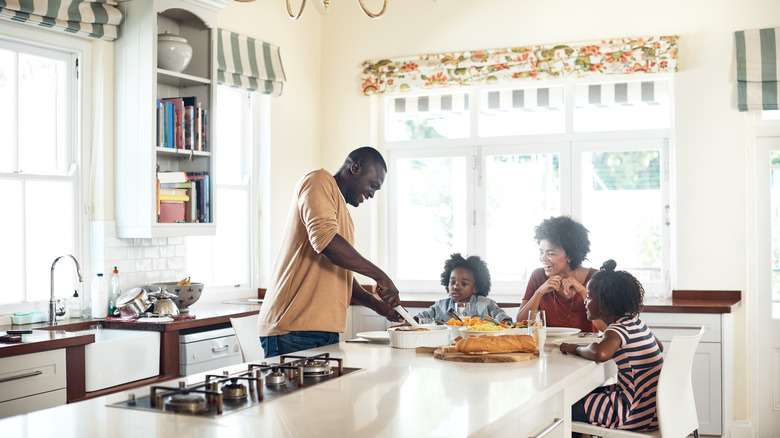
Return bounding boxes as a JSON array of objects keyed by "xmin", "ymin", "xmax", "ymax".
[{"xmin": 258, "ymin": 147, "xmax": 402, "ymax": 357}]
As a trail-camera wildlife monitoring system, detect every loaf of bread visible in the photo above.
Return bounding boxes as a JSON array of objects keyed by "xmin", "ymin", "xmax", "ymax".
[{"xmin": 455, "ymin": 334, "xmax": 536, "ymax": 354}]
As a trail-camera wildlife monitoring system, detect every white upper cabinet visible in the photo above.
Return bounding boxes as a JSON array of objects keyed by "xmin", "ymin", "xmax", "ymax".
[{"xmin": 114, "ymin": 0, "xmax": 230, "ymax": 238}]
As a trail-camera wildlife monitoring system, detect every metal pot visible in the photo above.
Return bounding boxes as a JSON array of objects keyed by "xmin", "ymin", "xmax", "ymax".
[
  {"xmin": 116, "ymin": 287, "xmax": 153, "ymax": 317},
  {"xmin": 151, "ymin": 291, "xmax": 180, "ymax": 316}
]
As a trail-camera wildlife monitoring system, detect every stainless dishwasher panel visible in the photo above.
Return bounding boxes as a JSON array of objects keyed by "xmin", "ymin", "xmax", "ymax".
[{"xmin": 179, "ymin": 327, "xmax": 243, "ymax": 375}]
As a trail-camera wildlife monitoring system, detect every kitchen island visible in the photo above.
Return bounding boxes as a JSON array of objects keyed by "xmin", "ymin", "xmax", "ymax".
[{"xmin": 0, "ymin": 341, "xmax": 606, "ymax": 437}]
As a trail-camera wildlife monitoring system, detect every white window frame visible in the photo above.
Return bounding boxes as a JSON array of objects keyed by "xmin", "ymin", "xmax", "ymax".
[
  {"xmin": 185, "ymin": 86, "xmax": 263, "ymax": 300},
  {"xmin": 379, "ymin": 76, "xmax": 673, "ymax": 299},
  {"xmin": 0, "ymin": 21, "xmax": 91, "ymax": 312}
]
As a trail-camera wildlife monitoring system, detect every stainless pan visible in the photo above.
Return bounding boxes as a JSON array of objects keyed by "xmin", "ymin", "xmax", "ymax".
[{"xmin": 116, "ymin": 287, "xmax": 153, "ymax": 317}]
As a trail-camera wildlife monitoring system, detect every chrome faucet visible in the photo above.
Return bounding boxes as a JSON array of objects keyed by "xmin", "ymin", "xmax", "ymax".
[{"xmin": 50, "ymin": 254, "xmax": 83, "ymax": 325}]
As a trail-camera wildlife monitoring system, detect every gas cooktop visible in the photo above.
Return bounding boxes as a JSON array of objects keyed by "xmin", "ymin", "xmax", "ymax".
[{"xmin": 109, "ymin": 353, "xmax": 361, "ymax": 417}]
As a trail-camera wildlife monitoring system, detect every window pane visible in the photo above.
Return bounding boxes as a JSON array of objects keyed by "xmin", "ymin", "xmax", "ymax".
[
  {"xmin": 18, "ymin": 53, "xmax": 69, "ymax": 175},
  {"xmin": 485, "ymin": 153, "xmax": 560, "ymax": 282},
  {"xmin": 573, "ymin": 80, "xmax": 671, "ymax": 132},
  {"xmin": 0, "ymin": 180, "xmax": 23, "ymax": 304},
  {"xmin": 26, "ymin": 180, "xmax": 77, "ymax": 302},
  {"xmin": 771, "ymin": 167, "xmax": 780, "ymax": 302},
  {"xmin": 393, "ymin": 156, "xmax": 467, "ymax": 279},
  {"xmin": 581, "ymin": 150, "xmax": 662, "ymax": 284},
  {"xmin": 186, "ymin": 86, "xmax": 251, "ymax": 290},
  {"xmin": 215, "ymin": 88, "xmax": 245, "ymax": 185},
  {"xmin": 0, "ymin": 48, "xmax": 15, "ymax": 173},
  {"xmin": 478, "ymin": 86, "xmax": 565, "ymax": 136},
  {"xmin": 386, "ymin": 92, "xmax": 470, "ymax": 141},
  {"xmin": 188, "ymin": 189, "xmax": 249, "ymax": 286}
]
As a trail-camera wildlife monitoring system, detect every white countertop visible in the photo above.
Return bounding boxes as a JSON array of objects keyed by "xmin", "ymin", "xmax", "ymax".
[{"xmin": 1, "ymin": 341, "xmax": 605, "ymax": 437}]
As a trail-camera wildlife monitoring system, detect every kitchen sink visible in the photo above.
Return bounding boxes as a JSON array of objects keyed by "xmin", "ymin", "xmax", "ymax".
[{"xmin": 42, "ymin": 326, "xmax": 160, "ymax": 391}]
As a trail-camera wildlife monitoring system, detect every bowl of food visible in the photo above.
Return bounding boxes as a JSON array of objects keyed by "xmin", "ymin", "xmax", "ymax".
[
  {"xmin": 458, "ymin": 323, "xmax": 510, "ymax": 338},
  {"xmin": 149, "ymin": 280, "xmax": 203, "ymax": 314},
  {"xmin": 387, "ymin": 325, "xmax": 451, "ymax": 349}
]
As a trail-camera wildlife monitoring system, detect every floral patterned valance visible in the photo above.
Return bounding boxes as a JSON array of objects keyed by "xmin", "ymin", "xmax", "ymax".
[{"xmin": 361, "ymin": 36, "xmax": 678, "ymax": 96}]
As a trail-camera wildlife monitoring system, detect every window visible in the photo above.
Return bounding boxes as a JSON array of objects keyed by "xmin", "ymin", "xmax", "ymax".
[
  {"xmin": 382, "ymin": 78, "xmax": 672, "ymax": 297},
  {"xmin": 771, "ymin": 149, "xmax": 780, "ymax": 317},
  {"xmin": 0, "ymin": 25, "xmax": 85, "ymax": 305},
  {"xmin": 186, "ymin": 86, "xmax": 256, "ymax": 294}
]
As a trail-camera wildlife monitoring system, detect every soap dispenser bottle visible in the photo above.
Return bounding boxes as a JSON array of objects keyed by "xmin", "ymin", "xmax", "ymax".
[{"xmin": 69, "ymin": 290, "xmax": 82, "ymax": 319}]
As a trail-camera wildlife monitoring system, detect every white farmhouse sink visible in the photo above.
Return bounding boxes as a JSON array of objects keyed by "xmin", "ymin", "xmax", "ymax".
[{"xmin": 81, "ymin": 329, "xmax": 160, "ymax": 392}]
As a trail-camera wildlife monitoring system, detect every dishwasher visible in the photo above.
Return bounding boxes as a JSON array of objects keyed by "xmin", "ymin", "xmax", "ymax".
[{"xmin": 179, "ymin": 324, "xmax": 243, "ymax": 375}]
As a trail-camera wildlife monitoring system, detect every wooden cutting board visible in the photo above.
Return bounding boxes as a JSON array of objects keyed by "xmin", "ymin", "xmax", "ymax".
[{"xmin": 415, "ymin": 346, "xmax": 540, "ymax": 363}]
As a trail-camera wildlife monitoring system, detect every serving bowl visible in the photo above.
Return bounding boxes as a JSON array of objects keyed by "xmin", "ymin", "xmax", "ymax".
[
  {"xmin": 149, "ymin": 282, "xmax": 203, "ymax": 313},
  {"xmin": 387, "ymin": 325, "xmax": 450, "ymax": 349}
]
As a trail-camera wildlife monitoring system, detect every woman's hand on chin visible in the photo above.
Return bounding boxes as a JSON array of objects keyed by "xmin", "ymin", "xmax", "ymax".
[{"xmin": 561, "ymin": 276, "xmax": 585, "ymax": 299}]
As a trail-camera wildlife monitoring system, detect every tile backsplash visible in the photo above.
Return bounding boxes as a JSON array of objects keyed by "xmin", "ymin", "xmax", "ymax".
[{"xmin": 92, "ymin": 221, "xmax": 188, "ymax": 291}]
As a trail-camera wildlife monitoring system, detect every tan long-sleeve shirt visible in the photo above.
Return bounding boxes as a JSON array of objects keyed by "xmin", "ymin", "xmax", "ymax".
[{"xmin": 258, "ymin": 169, "xmax": 354, "ymax": 336}]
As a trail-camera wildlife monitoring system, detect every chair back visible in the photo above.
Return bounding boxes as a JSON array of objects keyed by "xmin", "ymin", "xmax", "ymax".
[
  {"xmin": 230, "ymin": 313, "xmax": 264, "ymax": 362},
  {"xmin": 656, "ymin": 326, "xmax": 704, "ymax": 437}
]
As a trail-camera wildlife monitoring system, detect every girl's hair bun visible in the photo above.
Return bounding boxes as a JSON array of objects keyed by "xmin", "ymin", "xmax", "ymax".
[{"xmin": 600, "ymin": 259, "xmax": 617, "ymax": 272}]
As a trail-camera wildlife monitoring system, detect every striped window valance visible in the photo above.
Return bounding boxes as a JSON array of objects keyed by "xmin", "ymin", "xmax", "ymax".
[
  {"xmin": 0, "ymin": 0, "xmax": 123, "ymax": 41},
  {"xmin": 217, "ymin": 29, "xmax": 286, "ymax": 96},
  {"xmin": 361, "ymin": 35, "xmax": 678, "ymax": 96},
  {"xmin": 735, "ymin": 27, "xmax": 780, "ymax": 111}
]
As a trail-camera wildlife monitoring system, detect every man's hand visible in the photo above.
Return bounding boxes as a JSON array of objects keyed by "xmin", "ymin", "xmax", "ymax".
[
  {"xmin": 375, "ymin": 300, "xmax": 403, "ymax": 322},
  {"xmin": 375, "ymin": 277, "xmax": 401, "ymax": 307}
]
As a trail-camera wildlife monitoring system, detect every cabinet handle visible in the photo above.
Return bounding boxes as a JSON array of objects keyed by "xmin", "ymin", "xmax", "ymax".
[
  {"xmin": 529, "ymin": 418, "xmax": 563, "ymax": 438},
  {"xmin": 211, "ymin": 345, "xmax": 229, "ymax": 353},
  {"xmin": 0, "ymin": 370, "xmax": 42, "ymax": 384}
]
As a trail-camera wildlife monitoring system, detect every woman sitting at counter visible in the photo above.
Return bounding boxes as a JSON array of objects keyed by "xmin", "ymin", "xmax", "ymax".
[
  {"xmin": 516, "ymin": 216, "xmax": 607, "ymax": 333},
  {"xmin": 560, "ymin": 259, "xmax": 664, "ymax": 434},
  {"xmin": 414, "ymin": 253, "xmax": 511, "ymax": 323}
]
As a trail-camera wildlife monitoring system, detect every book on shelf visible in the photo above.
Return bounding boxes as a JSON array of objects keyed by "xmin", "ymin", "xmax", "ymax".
[
  {"xmin": 161, "ymin": 97, "xmax": 185, "ymax": 149},
  {"xmin": 159, "ymin": 194, "xmax": 190, "ymax": 202},
  {"xmin": 157, "ymin": 171, "xmax": 188, "ymax": 184},
  {"xmin": 183, "ymin": 104, "xmax": 195, "ymax": 151},
  {"xmin": 159, "ymin": 200, "xmax": 186, "ymax": 223},
  {"xmin": 156, "ymin": 100, "xmax": 164, "ymax": 147},
  {"xmin": 187, "ymin": 172, "xmax": 210, "ymax": 223},
  {"xmin": 159, "ymin": 181, "xmax": 192, "ymax": 189},
  {"xmin": 186, "ymin": 181, "xmax": 198, "ymax": 222},
  {"xmin": 159, "ymin": 188, "xmax": 187, "ymax": 197}
]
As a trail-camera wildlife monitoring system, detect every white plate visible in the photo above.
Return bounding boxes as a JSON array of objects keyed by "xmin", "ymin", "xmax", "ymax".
[
  {"xmin": 545, "ymin": 327, "xmax": 581, "ymax": 337},
  {"xmin": 356, "ymin": 331, "xmax": 390, "ymax": 343}
]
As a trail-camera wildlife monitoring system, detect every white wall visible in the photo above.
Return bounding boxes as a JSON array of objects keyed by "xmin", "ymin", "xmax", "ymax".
[{"xmin": 214, "ymin": 0, "xmax": 775, "ymax": 428}]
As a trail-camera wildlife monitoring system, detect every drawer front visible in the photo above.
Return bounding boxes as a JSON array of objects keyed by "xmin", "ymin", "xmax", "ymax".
[
  {"xmin": 0, "ymin": 349, "xmax": 66, "ymax": 404},
  {"xmin": 0, "ymin": 388, "xmax": 66, "ymax": 419},
  {"xmin": 639, "ymin": 312, "xmax": 721, "ymax": 343},
  {"xmin": 180, "ymin": 335, "xmax": 242, "ymax": 366}
]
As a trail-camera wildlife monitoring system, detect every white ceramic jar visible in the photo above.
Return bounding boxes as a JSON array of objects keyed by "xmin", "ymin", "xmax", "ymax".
[{"xmin": 157, "ymin": 32, "xmax": 193, "ymax": 72}]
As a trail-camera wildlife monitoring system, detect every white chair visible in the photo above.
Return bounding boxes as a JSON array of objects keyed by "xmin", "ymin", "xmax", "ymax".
[
  {"xmin": 571, "ymin": 327, "xmax": 704, "ymax": 438},
  {"xmin": 230, "ymin": 314, "xmax": 264, "ymax": 363}
]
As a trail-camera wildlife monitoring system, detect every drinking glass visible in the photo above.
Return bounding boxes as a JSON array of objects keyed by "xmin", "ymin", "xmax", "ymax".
[
  {"xmin": 454, "ymin": 302, "xmax": 470, "ymax": 320},
  {"xmin": 529, "ymin": 310, "xmax": 547, "ymax": 348}
]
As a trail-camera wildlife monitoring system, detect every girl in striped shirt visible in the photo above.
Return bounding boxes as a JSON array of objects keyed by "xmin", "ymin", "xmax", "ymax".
[{"xmin": 560, "ymin": 259, "xmax": 664, "ymax": 434}]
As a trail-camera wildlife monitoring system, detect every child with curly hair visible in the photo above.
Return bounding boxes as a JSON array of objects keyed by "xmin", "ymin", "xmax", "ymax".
[
  {"xmin": 414, "ymin": 253, "xmax": 511, "ymax": 323},
  {"xmin": 560, "ymin": 259, "xmax": 664, "ymax": 433}
]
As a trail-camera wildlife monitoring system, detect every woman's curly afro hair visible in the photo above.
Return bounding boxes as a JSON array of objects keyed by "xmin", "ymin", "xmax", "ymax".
[
  {"xmin": 534, "ymin": 216, "xmax": 591, "ymax": 270},
  {"xmin": 439, "ymin": 253, "xmax": 492, "ymax": 297}
]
